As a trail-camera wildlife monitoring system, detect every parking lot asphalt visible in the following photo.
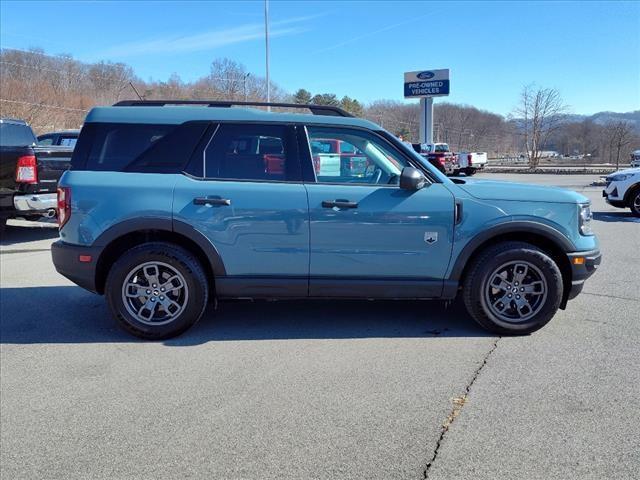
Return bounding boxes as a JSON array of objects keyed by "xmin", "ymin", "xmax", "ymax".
[{"xmin": 1, "ymin": 173, "xmax": 638, "ymax": 479}]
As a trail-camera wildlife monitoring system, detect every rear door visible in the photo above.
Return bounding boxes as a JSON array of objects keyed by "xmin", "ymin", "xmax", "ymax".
[
  {"xmin": 173, "ymin": 123, "xmax": 310, "ymax": 298},
  {"xmin": 302, "ymin": 126, "xmax": 455, "ymax": 298}
]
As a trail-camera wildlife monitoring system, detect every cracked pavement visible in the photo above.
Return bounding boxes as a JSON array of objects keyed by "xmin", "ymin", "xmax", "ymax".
[{"xmin": 1, "ymin": 174, "xmax": 638, "ymax": 479}]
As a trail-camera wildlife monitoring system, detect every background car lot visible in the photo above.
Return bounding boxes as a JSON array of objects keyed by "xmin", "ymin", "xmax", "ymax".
[{"xmin": 1, "ymin": 173, "xmax": 638, "ymax": 479}]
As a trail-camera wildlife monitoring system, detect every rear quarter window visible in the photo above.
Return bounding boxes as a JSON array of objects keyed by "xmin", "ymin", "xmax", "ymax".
[{"xmin": 72, "ymin": 122, "xmax": 208, "ymax": 173}]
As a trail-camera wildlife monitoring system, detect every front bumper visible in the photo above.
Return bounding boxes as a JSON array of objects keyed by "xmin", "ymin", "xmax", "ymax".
[
  {"xmin": 565, "ymin": 249, "xmax": 601, "ymax": 303},
  {"xmin": 51, "ymin": 240, "xmax": 101, "ymax": 294},
  {"xmin": 13, "ymin": 193, "xmax": 57, "ymax": 213}
]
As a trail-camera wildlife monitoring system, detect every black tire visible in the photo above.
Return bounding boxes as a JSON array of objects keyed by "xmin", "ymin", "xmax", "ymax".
[
  {"xmin": 463, "ymin": 241, "xmax": 563, "ymax": 335},
  {"xmin": 0, "ymin": 217, "xmax": 6, "ymax": 237},
  {"xmin": 105, "ymin": 242, "xmax": 209, "ymax": 340},
  {"xmin": 628, "ymin": 188, "xmax": 640, "ymax": 217},
  {"xmin": 465, "ymin": 168, "xmax": 476, "ymax": 176}
]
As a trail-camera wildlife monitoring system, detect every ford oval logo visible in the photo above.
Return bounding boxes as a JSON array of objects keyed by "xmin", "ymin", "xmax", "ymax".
[{"xmin": 417, "ymin": 71, "xmax": 435, "ymax": 80}]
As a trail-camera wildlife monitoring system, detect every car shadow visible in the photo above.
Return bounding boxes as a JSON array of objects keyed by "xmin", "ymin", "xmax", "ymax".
[
  {"xmin": 592, "ymin": 211, "xmax": 640, "ymax": 223},
  {"xmin": 0, "ymin": 286, "xmax": 490, "ymax": 345},
  {"xmin": 1, "ymin": 221, "xmax": 59, "ymax": 246}
]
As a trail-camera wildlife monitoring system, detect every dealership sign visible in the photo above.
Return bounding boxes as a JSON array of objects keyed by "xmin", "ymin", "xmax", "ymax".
[{"xmin": 404, "ymin": 69, "xmax": 450, "ymax": 98}]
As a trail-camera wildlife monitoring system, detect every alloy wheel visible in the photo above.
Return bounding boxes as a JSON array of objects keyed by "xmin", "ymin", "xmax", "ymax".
[
  {"xmin": 121, "ymin": 261, "xmax": 189, "ymax": 326},
  {"xmin": 483, "ymin": 260, "xmax": 548, "ymax": 323}
]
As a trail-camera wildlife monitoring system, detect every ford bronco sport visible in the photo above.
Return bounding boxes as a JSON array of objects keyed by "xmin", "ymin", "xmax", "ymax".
[{"xmin": 52, "ymin": 100, "xmax": 601, "ymax": 339}]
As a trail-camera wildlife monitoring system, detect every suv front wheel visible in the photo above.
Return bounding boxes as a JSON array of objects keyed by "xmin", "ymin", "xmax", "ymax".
[
  {"xmin": 463, "ymin": 241, "xmax": 563, "ymax": 335},
  {"xmin": 105, "ymin": 242, "xmax": 209, "ymax": 340},
  {"xmin": 629, "ymin": 188, "xmax": 640, "ymax": 217}
]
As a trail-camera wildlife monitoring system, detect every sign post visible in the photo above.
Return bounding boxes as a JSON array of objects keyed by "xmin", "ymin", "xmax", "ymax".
[{"xmin": 404, "ymin": 69, "xmax": 449, "ymax": 144}]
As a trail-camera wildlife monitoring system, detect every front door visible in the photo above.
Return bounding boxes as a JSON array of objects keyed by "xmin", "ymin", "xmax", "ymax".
[
  {"xmin": 304, "ymin": 126, "xmax": 455, "ymax": 298},
  {"xmin": 173, "ymin": 123, "xmax": 309, "ymax": 297}
]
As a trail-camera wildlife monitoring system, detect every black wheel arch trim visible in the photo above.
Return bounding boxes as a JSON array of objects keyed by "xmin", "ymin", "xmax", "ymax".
[
  {"xmin": 624, "ymin": 183, "xmax": 640, "ymax": 204},
  {"xmin": 92, "ymin": 217, "xmax": 227, "ymax": 276},
  {"xmin": 447, "ymin": 221, "xmax": 576, "ymax": 282}
]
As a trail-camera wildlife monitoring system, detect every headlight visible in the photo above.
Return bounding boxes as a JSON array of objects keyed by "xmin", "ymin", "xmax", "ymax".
[
  {"xmin": 579, "ymin": 204, "xmax": 593, "ymax": 236},
  {"xmin": 608, "ymin": 173, "xmax": 632, "ymax": 182}
]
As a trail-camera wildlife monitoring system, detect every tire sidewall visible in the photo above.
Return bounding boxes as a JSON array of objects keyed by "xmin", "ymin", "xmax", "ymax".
[
  {"xmin": 106, "ymin": 244, "xmax": 207, "ymax": 339},
  {"xmin": 475, "ymin": 247, "xmax": 562, "ymax": 333},
  {"xmin": 630, "ymin": 190, "xmax": 640, "ymax": 217}
]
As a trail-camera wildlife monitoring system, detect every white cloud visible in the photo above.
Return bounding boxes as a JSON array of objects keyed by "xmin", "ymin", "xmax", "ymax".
[{"xmin": 96, "ymin": 16, "xmax": 315, "ymax": 58}]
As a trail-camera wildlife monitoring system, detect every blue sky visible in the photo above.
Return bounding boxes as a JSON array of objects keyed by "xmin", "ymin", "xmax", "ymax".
[{"xmin": 1, "ymin": 0, "xmax": 638, "ymax": 115}]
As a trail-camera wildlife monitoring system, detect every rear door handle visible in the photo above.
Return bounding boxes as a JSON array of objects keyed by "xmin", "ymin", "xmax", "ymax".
[
  {"xmin": 322, "ymin": 199, "xmax": 358, "ymax": 209},
  {"xmin": 193, "ymin": 197, "xmax": 231, "ymax": 206}
]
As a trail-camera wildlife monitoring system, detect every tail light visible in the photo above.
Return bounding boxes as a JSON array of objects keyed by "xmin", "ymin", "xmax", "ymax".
[
  {"xmin": 467, "ymin": 154, "xmax": 473, "ymax": 166},
  {"xmin": 15, "ymin": 155, "xmax": 38, "ymax": 183},
  {"xmin": 57, "ymin": 187, "xmax": 71, "ymax": 228}
]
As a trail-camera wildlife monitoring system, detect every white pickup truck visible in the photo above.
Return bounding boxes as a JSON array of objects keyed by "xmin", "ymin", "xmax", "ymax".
[{"xmin": 454, "ymin": 151, "xmax": 487, "ymax": 176}]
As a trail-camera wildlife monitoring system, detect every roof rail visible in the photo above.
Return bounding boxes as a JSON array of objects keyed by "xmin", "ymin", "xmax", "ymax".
[{"xmin": 112, "ymin": 100, "xmax": 354, "ymax": 118}]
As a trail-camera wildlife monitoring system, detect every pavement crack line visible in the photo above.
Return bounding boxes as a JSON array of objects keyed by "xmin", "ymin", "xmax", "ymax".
[
  {"xmin": 582, "ymin": 291, "xmax": 639, "ymax": 302},
  {"xmin": 423, "ymin": 337, "xmax": 501, "ymax": 479},
  {"xmin": 0, "ymin": 248, "xmax": 52, "ymax": 254}
]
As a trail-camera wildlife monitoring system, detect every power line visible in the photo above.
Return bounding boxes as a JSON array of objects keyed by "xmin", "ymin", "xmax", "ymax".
[
  {"xmin": 0, "ymin": 60, "xmax": 131, "ymax": 82},
  {"xmin": 0, "ymin": 98, "xmax": 89, "ymax": 112},
  {"xmin": 0, "ymin": 46, "xmax": 78, "ymax": 60}
]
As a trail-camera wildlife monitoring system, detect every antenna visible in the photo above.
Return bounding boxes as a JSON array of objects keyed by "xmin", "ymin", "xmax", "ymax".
[{"xmin": 129, "ymin": 82, "xmax": 144, "ymax": 101}]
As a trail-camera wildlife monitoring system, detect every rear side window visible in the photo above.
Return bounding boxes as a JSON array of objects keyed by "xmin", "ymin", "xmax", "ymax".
[
  {"xmin": 73, "ymin": 122, "xmax": 208, "ymax": 173},
  {"xmin": 59, "ymin": 136, "xmax": 78, "ymax": 148},
  {"xmin": 0, "ymin": 123, "xmax": 36, "ymax": 147},
  {"xmin": 203, "ymin": 124, "xmax": 299, "ymax": 182}
]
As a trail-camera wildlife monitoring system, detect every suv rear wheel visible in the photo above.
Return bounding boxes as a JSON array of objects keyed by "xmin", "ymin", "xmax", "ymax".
[
  {"xmin": 105, "ymin": 242, "xmax": 209, "ymax": 340},
  {"xmin": 463, "ymin": 241, "xmax": 563, "ymax": 335}
]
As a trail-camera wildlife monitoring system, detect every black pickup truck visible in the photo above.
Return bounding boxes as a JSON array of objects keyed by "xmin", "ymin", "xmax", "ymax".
[{"xmin": 0, "ymin": 118, "xmax": 73, "ymax": 230}]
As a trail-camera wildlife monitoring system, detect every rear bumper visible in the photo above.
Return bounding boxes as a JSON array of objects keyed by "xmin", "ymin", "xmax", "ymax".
[
  {"xmin": 13, "ymin": 193, "xmax": 57, "ymax": 213},
  {"xmin": 566, "ymin": 249, "xmax": 601, "ymax": 302},
  {"xmin": 51, "ymin": 240, "xmax": 101, "ymax": 294}
]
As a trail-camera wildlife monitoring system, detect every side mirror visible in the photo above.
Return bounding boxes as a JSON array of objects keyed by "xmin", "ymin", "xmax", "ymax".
[{"xmin": 399, "ymin": 167, "xmax": 427, "ymax": 191}]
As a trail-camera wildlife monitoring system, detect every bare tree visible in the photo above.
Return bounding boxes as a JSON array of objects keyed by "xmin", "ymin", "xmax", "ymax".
[
  {"xmin": 606, "ymin": 120, "xmax": 634, "ymax": 169},
  {"xmin": 513, "ymin": 85, "xmax": 569, "ymax": 168}
]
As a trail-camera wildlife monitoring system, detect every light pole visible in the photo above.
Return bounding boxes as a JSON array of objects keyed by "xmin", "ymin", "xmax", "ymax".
[
  {"xmin": 244, "ymin": 73, "xmax": 250, "ymax": 102},
  {"xmin": 264, "ymin": 0, "xmax": 270, "ymax": 110}
]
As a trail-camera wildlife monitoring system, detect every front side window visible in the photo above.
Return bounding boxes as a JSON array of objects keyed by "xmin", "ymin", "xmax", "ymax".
[
  {"xmin": 204, "ymin": 124, "xmax": 297, "ymax": 182},
  {"xmin": 307, "ymin": 126, "xmax": 407, "ymax": 185}
]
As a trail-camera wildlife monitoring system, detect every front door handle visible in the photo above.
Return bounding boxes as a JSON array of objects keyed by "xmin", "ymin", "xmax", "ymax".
[
  {"xmin": 322, "ymin": 199, "xmax": 358, "ymax": 209},
  {"xmin": 193, "ymin": 197, "xmax": 231, "ymax": 206}
]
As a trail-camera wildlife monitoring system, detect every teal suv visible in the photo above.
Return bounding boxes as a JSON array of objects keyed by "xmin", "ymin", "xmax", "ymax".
[{"xmin": 52, "ymin": 100, "xmax": 601, "ymax": 339}]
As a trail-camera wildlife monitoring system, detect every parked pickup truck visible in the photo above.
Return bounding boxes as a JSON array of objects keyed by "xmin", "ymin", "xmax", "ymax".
[
  {"xmin": 0, "ymin": 118, "xmax": 73, "ymax": 229},
  {"xmin": 454, "ymin": 151, "xmax": 488, "ymax": 176},
  {"xmin": 420, "ymin": 143, "xmax": 456, "ymax": 175}
]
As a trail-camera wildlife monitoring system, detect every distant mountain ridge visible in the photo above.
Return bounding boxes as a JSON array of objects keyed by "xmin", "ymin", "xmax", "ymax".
[{"xmin": 564, "ymin": 110, "xmax": 640, "ymax": 131}]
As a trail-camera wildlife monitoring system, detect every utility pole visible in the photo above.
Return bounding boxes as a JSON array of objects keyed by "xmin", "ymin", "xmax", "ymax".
[{"xmin": 264, "ymin": 0, "xmax": 270, "ymax": 110}]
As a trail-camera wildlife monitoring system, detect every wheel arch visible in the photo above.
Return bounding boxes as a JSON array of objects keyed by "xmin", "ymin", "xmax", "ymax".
[
  {"xmin": 623, "ymin": 182, "xmax": 640, "ymax": 205},
  {"xmin": 93, "ymin": 218, "xmax": 225, "ymax": 295},
  {"xmin": 448, "ymin": 222, "xmax": 574, "ymax": 307}
]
